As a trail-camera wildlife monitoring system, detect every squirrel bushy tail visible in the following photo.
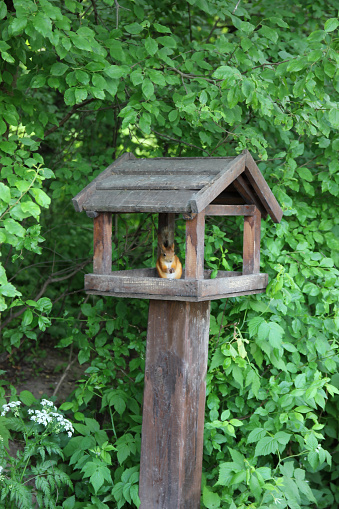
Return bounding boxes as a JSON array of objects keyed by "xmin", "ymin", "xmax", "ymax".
[{"xmin": 159, "ymin": 226, "xmax": 174, "ymax": 248}]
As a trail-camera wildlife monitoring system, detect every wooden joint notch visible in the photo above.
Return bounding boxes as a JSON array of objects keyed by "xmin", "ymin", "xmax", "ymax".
[
  {"xmin": 86, "ymin": 210, "xmax": 99, "ymax": 218},
  {"xmin": 182, "ymin": 212, "xmax": 197, "ymax": 220},
  {"xmin": 93, "ymin": 212, "xmax": 112, "ymax": 274}
]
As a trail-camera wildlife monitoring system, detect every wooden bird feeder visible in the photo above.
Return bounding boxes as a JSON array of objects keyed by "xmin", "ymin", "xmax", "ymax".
[{"xmin": 73, "ymin": 150, "xmax": 283, "ymax": 509}]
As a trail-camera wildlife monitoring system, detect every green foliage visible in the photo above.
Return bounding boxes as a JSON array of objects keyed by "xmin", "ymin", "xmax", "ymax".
[{"xmin": 0, "ymin": 0, "xmax": 338, "ymax": 508}]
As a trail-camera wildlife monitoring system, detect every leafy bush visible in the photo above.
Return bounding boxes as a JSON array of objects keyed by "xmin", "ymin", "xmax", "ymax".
[{"xmin": 0, "ymin": 0, "xmax": 338, "ymax": 508}]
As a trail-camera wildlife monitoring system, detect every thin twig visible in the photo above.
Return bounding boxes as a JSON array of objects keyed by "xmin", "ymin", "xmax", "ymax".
[
  {"xmin": 42, "ymin": 99, "xmax": 94, "ymax": 139},
  {"xmin": 0, "ymin": 259, "xmax": 91, "ymax": 331},
  {"xmin": 150, "ymin": 128, "xmax": 211, "ymax": 155},
  {"xmin": 52, "ymin": 356, "xmax": 77, "ymax": 397},
  {"xmin": 232, "ymin": 0, "xmax": 241, "ymax": 14},
  {"xmin": 187, "ymin": 2, "xmax": 193, "ymax": 42},
  {"xmin": 114, "ymin": 0, "xmax": 130, "ymax": 29},
  {"xmin": 90, "ymin": 0, "xmax": 98, "ymax": 24}
]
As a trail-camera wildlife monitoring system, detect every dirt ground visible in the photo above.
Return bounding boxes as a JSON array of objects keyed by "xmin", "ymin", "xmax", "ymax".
[{"xmin": 0, "ymin": 346, "xmax": 86, "ymax": 403}]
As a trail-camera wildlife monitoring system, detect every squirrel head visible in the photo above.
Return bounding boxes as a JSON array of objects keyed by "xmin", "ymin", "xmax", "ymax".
[{"xmin": 160, "ymin": 242, "xmax": 175, "ymax": 262}]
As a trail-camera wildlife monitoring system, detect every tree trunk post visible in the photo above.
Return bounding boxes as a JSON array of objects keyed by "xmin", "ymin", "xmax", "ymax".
[{"xmin": 139, "ymin": 212, "xmax": 210, "ymax": 509}]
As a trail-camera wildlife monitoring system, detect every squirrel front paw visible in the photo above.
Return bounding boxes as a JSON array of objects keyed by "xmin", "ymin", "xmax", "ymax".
[{"xmin": 169, "ymin": 268, "xmax": 175, "ymax": 274}]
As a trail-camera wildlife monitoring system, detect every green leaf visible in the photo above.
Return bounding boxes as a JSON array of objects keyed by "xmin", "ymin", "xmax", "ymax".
[
  {"xmin": 3, "ymin": 218, "xmax": 25, "ymax": 237},
  {"xmin": 268, "ymin": 322, "xmax": 284, "ymax": 349},
  {"xmin": 0, "ymin": 1, "xmax": 7, "ymax": 20},
  {"xmin": 22, "ymin": 309, "xmax": 33, "ymax": 326},
  {"xmin": 255, "ymin": 436, "xmax": 278, "ymax": 456},
  {"xmin": 51, "ymin": 62, "xmax": 69, "ymax": 76},
  {"xmin": 92, "ymin": 74, "xmax": 107, "ymax": 89},
  {"xmin": 157, "ymin": 36, "xmax": 177, "ymax": 48},
  {"xmin": 20, "ymin": 390, "xmax": 37, "ymax": 406},
  {"xmin": 90, "ymin": 469, "xmax": 104, "ymax": 493},
  {"xmin": 104, "ymin": 65, "xmax": 126, "ymax": 79},
  {"xmin": 248, "ymin": 316, "xmax": 265, "ymax": 337},
  {"xmin": 125, "ymin": 22, "xmax": 143, "ymax": 34},
  {"xmin": 324, "ymin": 18, "xmax": 339, "ymax": 32},
  {"xmin": 154, "ymin": 22, "xmax": 171, "ymax": 33},
  {"xmin": 212, "ymin": 66, "xmax": 241, "ymax": 80},
  {"xmin": 30, "ymin": 188, "xmax": 51, "ymax": 208},
  {"xmin": 64, "ymin": 88, "xmax": 75, "ymax": 105},
  {"xmin": 31, "ymin": 75, "xmax": 46, "ymax": 88},
  {"xmin": 247, "ymin": 428, "xmax": 267, "ymax": 443},
  {"xmin": 202, "ymin": 486, "xmax": 221, "ymax": 509},
  {"xmin": 259, "ymin": 25, "xmax": 278, "ymax": 43},
  {"xmin": 145, "ymin": 37, "xmax": 158, "ymax": 56},
  {"xmin": 329, "ymin": 109, "xmax": 339, "ymax": 128},
  {"xmin": 275, "ymin": 431, "xmax": 291, "ymax": 445},
  {"xmin": 0, "ymin": 182, "xmax": 10, "ymax": 203},
  {"xmin": 142, "ymin": 79, "xmax": 154, "ymax": 99},
  {"xmin": 9, "ymin": 17, "xmax": 27, "ymax": 36},
  {"xmin": 34, "ymin": 13, "xmax": 52, "ymax": 37},
  {"xmin": 0, "ymin": 140, "xmax": 16, "ymax": 154},
  {"xmin": 75, "ymin": 88, "xmax": 87, "ymax": 103},
  {"xmin": 63, "ymin": 496, "xmax": 75, "ymax": 509}
]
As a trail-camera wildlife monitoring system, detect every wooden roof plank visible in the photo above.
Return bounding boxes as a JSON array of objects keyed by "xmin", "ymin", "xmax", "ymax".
[
  {"xmin": 190, "ymin": 153, "xmax": 246, "ymax": 213},
  {"xmin": 244, "ymin": 151, "xmax": 283, "ymax": 223},
  {"xmin": 96, "ymin": 174, "xmax": 213, "ymax": 190},
  {"xmin": 84, "ymin": 189, "xmax": 194, "ymax": 213},
  {"xmin": 72, "ymin": 152, "xmax": 134, "ymax": 212}
]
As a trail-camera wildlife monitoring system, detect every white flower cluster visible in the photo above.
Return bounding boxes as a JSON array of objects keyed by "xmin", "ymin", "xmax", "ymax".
[
  {"xmin": 1, "ymin": 400, "xmax": 21, "ymax": 416},
  {"xmin": 29, "ymin": 399, "xmax": 74, "ymax": 437}
]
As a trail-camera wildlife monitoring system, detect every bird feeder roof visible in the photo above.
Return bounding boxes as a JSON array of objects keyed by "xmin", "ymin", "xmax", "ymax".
[{"xmin": 73, "ymin": 150, "xmax": 283, "ymax": 223}]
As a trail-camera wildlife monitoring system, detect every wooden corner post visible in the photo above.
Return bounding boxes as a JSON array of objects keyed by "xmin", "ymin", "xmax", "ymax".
[
  {"xmin": 243, "ymin": 207, "xmax": 261, "ymax": 274},
  {"xmin": 139, "ymin": 212, "xmax": 211, "ymax": 509},
  {"xmin": 93, "ymin": 212, "xmax": 112, "ymax": 274}
]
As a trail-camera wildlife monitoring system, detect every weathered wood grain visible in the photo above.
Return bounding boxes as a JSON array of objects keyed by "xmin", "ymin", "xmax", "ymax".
[
  {"xmin": 85, "ymin": 273, "xmax": 197, "ymax": 297},
  {"xmin": 243, "ymin": 207, "xmax": 261, "ymax": 274},
  {"xmin": 72, "ymin": 152, "xmax": 134, "ymax": 212},
  {"xmin": 111, "ymin": 157, "xmax": 234, "ymax": 176},
  {"xmin": 96, "ymin": 174, "xmax": 213, "ymax": 190},
  {"xmin": 205, "ymin": 204, "xmax": 256, "ymax": 216},
  {"xmin": 83, "ymin": 189, "xmax": 194, "ymax": 213},
  {"xmin": 93, "ymin": 213, "xmax": 112, "ymax": 274},
  {"xmin": 84, "ymin": 271, "xmax": 268, "ymax": 300},
  {"xmin": 233, "ymin": 174, "xmax": 267, "ymax": 217},
  {"xmin": 244, "ymin": 151, "xmax": 283, "ymax": 223},
  {"xmin": 86, "ymin": 287, "xmax": 267, "ymax": 301},
  {"xmin": 200, "ymin": 272, "xmax": 267, "ymax": 297},
  {"xmin": 185, "ymin": 211, "xmax": 205, "ymax": 279},
  {"xmin": 190, "ymin": 153, "xmax": 246, "ymax": 213},
  {"xmin": 139, "ymin": 299, "xmax": 211, "ymax": 509}
]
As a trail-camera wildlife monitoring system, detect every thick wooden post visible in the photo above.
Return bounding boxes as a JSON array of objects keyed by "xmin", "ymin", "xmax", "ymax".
[
  {"xmin": 139, "ymin": 211, "xmax": 210, "ymax": 508},
  {"xmin": 139, "ymin": 299, "xmax": 210, "ymax": 509},
  {"xmin": 93, "ymin": 212, "xmax": 112, "ymax": 274},
  {"xmin": 243, "ymin": 207, "xmax": 261, "ymax": 274}
]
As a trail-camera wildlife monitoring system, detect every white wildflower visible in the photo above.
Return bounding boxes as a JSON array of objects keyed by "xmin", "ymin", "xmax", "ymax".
[{"xmin": 1, "ymin": 401, "xmax": 21, "ymax": 416}]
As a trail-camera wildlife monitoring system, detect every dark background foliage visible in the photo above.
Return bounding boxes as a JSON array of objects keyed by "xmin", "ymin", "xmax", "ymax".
[{"xmin": 0, "ymin": 0, "xmax": 338, "ymax": 507}]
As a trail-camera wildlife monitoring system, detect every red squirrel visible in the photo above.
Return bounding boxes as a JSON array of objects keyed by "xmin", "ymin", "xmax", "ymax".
[{"xmin": 156, "ymin": 227, "xmax": 182, "ymax": 279}]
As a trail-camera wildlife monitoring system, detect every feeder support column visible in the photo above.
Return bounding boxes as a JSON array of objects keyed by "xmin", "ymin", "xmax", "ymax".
[{"xmin": 139, "ymin": 212, "xmax": 210, "ymax": 509}]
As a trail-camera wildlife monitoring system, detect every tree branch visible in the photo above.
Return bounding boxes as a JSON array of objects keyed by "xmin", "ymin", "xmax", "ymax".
[{"xmin": 42, "ymin": 98, "xmax": 94, "ymax": 139}]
